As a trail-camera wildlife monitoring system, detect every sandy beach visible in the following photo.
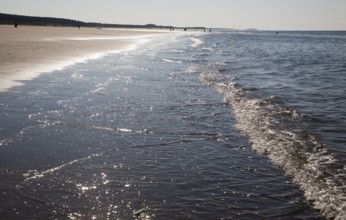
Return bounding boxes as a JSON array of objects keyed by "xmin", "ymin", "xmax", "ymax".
[{"xmin": 0, "ymin": 25, "xmax": 168, "ymax": 91}]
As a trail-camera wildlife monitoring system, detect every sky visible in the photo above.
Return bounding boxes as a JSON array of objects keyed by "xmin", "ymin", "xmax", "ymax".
[{"xmin": 1, "ymin": 0, "xmax": 346, "ymax": 30}]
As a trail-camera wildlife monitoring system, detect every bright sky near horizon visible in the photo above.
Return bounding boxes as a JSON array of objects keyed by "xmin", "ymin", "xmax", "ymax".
[{"xmin": 1, "ymin": 0, "xmax": 346, "ymax": 30}]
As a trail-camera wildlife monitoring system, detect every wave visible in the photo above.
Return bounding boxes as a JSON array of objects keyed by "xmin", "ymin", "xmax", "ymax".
[
  {"xmin": 21, "ymin": 151, "xmax": 107, "ymax": 183},
  {"xmin": 200, "ymin": 69, "xmax": 346, "ymax": 219},
  {"xmin": 162, "ymin": 58, "xmax": 183, "ymax": 64},
  {"xmin": 0, "ymin": 138, "xmax": 11, "ymax": 147},
  {"xmin": 190, "ymin": 37, "xmax": 204, "ymax": 47}
]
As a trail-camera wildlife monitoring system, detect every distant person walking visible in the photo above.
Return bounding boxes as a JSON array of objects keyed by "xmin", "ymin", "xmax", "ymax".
[{"xmin": 14, "ymin": 22, "xmax": 18, "ymax": 28}]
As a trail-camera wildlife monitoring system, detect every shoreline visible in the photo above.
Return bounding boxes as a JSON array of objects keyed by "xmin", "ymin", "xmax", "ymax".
[{"xmin": 0, "ymin": 25, "xmax": 170, "ymax": 91}]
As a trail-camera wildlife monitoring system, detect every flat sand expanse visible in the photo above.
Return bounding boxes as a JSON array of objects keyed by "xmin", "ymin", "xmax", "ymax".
[{"xmin": 0, "ymin": 25, "xmax": 168, "ymax": 91}]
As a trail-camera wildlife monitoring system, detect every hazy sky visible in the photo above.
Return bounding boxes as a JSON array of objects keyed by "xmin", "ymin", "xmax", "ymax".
[{"xmin": 1, "ymin": 0, "xmax": 346, "ymax": 30}]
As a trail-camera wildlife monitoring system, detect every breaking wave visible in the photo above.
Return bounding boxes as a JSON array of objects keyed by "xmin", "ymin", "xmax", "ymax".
[{"xmin": 200, "ymin": 68, "xmax": 346, "ymax": 219}]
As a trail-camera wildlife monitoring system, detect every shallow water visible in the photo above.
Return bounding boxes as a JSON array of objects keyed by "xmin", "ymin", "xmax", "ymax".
[{"xmin": 1, "ymin": 31, "xmax": 345, "ymax": 219}]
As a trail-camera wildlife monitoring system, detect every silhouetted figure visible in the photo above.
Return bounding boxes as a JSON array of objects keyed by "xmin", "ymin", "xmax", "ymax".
[
  {"xmin": 209, "ymin": 29, "xmax": 211, "ymax": 32},
  {"xmin": 184, "ymin": 28, "xmax": 187, "ymax": 31},
  {"xmin": 14, "ymin": 22, "xmax": 18, "ymax": 28}
]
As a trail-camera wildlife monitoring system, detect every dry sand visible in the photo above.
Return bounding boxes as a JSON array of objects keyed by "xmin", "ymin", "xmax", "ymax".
[{"xmin": 0, "ymin": 25, "xmax": 169, "ymax": 91}]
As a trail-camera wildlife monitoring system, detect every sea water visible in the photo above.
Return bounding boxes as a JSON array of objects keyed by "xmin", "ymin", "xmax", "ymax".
[{"xmin": 0, "ymin": 30, "xmax": 345, "ymax": 219}]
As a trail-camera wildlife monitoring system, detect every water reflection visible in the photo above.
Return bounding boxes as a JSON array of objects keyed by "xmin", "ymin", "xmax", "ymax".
[{"xmin": 0, "ymin": 33, "xmax": 326, "ymax": 219}]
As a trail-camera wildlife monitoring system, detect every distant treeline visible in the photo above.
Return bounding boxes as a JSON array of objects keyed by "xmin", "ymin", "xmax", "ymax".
[{"xmin": 0, "ymin": 13, "xmax": 205, "ymax": 30}]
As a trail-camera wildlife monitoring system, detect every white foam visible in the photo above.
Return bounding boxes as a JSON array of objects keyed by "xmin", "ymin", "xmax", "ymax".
[
  {"xmin": 163, "ymin": 58, "xmax": 182, "ymax": 64},
  {"xmin": 201, "ymin": 69, "xmax": 346, "ymax": 219},
  {"xmin": 190, "ymin": 37, "xmax": 204, "ymax": 47}
]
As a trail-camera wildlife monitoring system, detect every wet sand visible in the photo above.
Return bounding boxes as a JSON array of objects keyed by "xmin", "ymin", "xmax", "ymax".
[{"xmin": 0, "ymin": 25, "xmax": 168, "ymax": 91}]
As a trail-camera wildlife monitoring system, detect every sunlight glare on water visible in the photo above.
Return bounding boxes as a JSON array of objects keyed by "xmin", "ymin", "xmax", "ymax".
[{"xmin": 1, "ymin": 31, "xmax": 344, "ymax": 219}]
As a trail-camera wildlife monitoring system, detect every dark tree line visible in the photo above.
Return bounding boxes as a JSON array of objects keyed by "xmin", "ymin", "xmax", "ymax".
[
  {"xmin": 0, "ymin": 13, "xmax": 206, "ymax": 30},
  {"xmin": 0, "ymin": 13, "xmax": 182, "ymax": 29},
  {"xmin": 0, "ymin": 13, "xmax": 81, "ymax": 27}
]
